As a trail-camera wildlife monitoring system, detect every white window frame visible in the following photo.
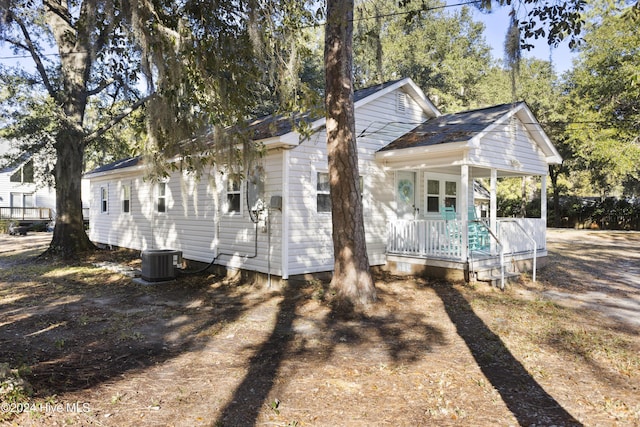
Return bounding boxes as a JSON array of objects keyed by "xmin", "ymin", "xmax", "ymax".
[
  {"xmin": 423, "ymin": 174, "xmax": 459, "ymax": 217},
  {"xmin": 122, "ymin": 184, "xmax": 131, "ymax": 214},
  {"xmin": 157, "ymin": 182, "xmax": 167, "ymax": 213},
  {"xmin": 316, "ymin": 171, "xmax": 364, "ymax": 214},
  {"xmin": 225, "ymin": 174, "xmax": 243, "ymax": 215},
  {"xmin": 23, "ymin": 193, "xmax": 35, "ymax": 208},
  {"xmin": 100, "ymin": 186, "xmax": 108, "ymax": 213},
  {"xmin": 316, "ymin": 171, "xmax": 331, "ymax": 213},
  {"xmin": 426, "ymin": 178, "xmax": 440, "ymax": 214}
]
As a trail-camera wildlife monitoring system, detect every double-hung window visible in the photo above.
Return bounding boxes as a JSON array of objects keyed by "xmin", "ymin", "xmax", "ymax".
[
  {"xmin": 444, "ymin": 181, "xmax": 457, "ymax": 210},
  {"xmin": 317, "ymin": 172, "xmax": 331, "ymax": 213},
  {"xmin": 316, "ymin": 172, "xmax": 364, "ymax": 213},
  {"xmin": 100, "ymin": 187, "xmax": 108, "ymax": 213},
  {"xmin": 157, "ymin": 182, "xmax": 167, "ymax": 213},
  {"xmin": 226, "ymin": 175, "xmax": 241, "ymax": 214},
  {"xmin": 122, "ymin": 184, "xmax": 131, "ymax": 213},
  {"xmin": 426, "ymin": 179, "xmax": 440, "ymax": 213},
  {"xmin": 425, "ymin": 176, "xmax": 458, "ymax": 214}
]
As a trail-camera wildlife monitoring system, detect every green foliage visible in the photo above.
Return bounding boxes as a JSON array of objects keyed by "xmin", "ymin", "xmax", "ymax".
[
  {"xmin": 562, "ymin": 0, "xmax": 640, "ymax": 196},
  {"xmin": 353, "ymin": 0, "xmax": 495, "ymax": 112},
  {"xmin": 550, "ymin": 196, "xmax": 640, "ymax": 230},
  {"xmin": 0, "ymin": 362, "xmax": 33, "ymax": 413}
]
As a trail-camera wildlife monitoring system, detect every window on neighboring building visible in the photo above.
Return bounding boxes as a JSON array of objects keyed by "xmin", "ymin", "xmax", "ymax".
[
  {"xmin": 9, "ymin": 160, "xmax": 34, "ymax": 184},
  {"xmin": 100, "ymin": 187, "xmax": 108, "ymax": 213},
  {"xmin": 157, "ymin": 182, "xmax": 166, "ymax": 213},
  {"xmin": 122, "ymin": 184, "xmax": 131, "ymax": 213},
  {"xmin": 9, "ymin": 192, "xmax": 34, "ymax": 208},
  {"xmin": 226, "ymin": 175, "xmax": 241, "ymax": 214},
  {"xmin": 23, "ymin": 193, "xmax": 34, "ymax": 208}
]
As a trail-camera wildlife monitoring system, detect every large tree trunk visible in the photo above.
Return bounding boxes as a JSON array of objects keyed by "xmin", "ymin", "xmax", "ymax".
[
  {"xmin": 44, "ymin": 1, "xmax": 95, "ymax": 258},
  {"xmin": 48, "ymin": 129, "xmax": 94, "ymax": 257},
  {"xmin": 324, "ymin": 0, "xmax": 376, "ymax": 306}
]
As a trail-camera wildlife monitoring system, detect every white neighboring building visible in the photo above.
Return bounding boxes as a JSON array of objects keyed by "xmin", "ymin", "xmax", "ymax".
[
  {"xmin": 0, "ymin": 155, "xmax": 56, "ymax": 221},
  {"xmin": 85, "ymin": 78, "xmax": 561, "ymax": 282},
  {"xmin": 0, "ymin": 143, "xmax": 90, "ymax": 223}
]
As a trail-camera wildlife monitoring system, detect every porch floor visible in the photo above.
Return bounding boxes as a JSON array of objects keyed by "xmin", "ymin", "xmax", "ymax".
[{"xmin": 385, "ymin": 249, "xmax": 547, "ymax": 282}]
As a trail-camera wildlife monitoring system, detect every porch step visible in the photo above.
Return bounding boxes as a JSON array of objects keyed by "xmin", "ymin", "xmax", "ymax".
[{"xmin": 472, "ymin": 263, "xmax": 521, "ymax": 286}]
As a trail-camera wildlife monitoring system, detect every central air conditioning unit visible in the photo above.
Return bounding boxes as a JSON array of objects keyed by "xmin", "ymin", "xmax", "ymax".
[{"xmin": 141, "ymin": 249, "xmax": 182, "ymax": 282}]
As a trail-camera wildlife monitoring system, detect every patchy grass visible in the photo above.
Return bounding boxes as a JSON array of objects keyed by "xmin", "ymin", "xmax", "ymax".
[{"xmin": 0, "ymin": 232, "xmax": 639, "ymax": 426}]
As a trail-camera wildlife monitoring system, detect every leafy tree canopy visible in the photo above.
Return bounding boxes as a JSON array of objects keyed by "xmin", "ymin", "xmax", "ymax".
[{"xmin": 563, "ymin": 0, "xmax": 640, "ymax": 195}]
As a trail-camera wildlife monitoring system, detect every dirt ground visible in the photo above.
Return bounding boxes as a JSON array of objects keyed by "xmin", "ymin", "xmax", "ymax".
[{"xmin": 0, "ymin": 229, "xmax": 638, "ymax": 426}]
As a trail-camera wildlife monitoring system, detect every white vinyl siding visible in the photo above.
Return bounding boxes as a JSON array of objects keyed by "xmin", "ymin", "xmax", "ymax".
[
  {"xmin": 469, "ymin": 119, "xmax": 549, "ymax": 175},
  {"xmin": 284, "ymin": 89, "xmax": 429, "ymax": 275},
  {"xmin": 88, "ymin": 149, "xmax": 285, "ymax": 277},
  {"xmin": 87, "ymin": 84, "xmax": 442, "ymax": 278}
]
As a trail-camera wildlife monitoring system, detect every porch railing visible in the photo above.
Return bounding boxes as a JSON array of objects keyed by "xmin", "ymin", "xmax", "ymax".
[
  {"xmin": 0, "ymin": 207, "xmax": 52, "ymax": 220},
  {"xmin": 497, "ymin": 218, "xmax": 545, "ymax": 253},
  {"xmin": 387, "ymin": 219, "xmax": 463, "ymax": 259},
  {"xmin": 387, "ymin": 218, "xmax": 546, "ymax": 261}
]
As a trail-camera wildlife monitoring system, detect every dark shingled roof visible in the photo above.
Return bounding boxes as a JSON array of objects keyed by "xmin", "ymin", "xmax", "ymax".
[
  {"xmin": 85, "ymin": 156, "xmax": 142, "ymax": 175},
  {"xmin": 247, "ymin": 79, "xmax": 405, "ymax": 140},
  {"xmin": 0, "ymin": 153, "xmax": 30, "ymax": 174},
  {"xmin": 86, "ymin": 79, "xmax": 410, "ymax": 176},
  {"xmin": 379, "ymin": 102, "xmax": 522, "ymax": 152}
]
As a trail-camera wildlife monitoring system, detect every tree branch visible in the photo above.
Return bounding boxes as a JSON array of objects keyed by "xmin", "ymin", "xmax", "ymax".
[
  {"xmin": 10, "ymin": 13, "xmax": 59, "ymax": 101},
  {"xmin": 84, "ymin": 94, "xmax": 154, "ymax": 145},
  {"xmin": 86, "ymin": 79, "xmax": 116, "ymax": 97}
]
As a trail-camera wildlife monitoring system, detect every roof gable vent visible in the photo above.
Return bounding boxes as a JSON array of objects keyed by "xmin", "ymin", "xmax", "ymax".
[{"xmin": 396, "ymin": 92, "xmax": 407, "ymax": 114}]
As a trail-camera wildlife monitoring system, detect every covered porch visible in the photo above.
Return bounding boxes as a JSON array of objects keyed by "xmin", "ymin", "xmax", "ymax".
[
  {"xmin": 383, "ymin": 166, "xmax": 548, "ymax": 285},
  {"xmin": 374, "ymin": 102, "xmax": 561, "ymax": 284}
]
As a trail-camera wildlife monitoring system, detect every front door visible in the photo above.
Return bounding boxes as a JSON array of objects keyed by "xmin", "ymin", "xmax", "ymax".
[{"xmin": 396, "ymin": 171, "xmax": 417, "ymax": 219}]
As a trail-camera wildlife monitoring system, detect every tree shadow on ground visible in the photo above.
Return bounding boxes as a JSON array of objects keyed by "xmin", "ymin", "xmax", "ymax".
[
  {"xmin": 215, "ymin": 277, "xmax": 447, "ymax": 427},
  {"xmin": 0, "ymin": 253, "xmax": 265, "ymax": 398},
  {"xmin": 432, "ymin": 281, "xmax": 583, "ymax": 426},
  {"xmin": 215, "ymin": 281, "xmax": 301, "ymax": 426}
]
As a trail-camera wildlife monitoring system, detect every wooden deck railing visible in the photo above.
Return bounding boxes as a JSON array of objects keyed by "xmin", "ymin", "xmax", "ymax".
[
  {"xmin": 0, "ymin": 207, "xmax": 52, "ymax": 220},
  {"xmin": 387, "ymin": 219, "xmax": 463, "ymax": 259},
  {"xmin": 387, "ymin": 218, "xmax": 546, "ymax": 260}
]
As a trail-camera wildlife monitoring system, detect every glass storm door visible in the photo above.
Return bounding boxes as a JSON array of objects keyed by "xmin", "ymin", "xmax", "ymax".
[{"xmin": 396, "ymin": 171, "xmax": 416, "ymax": 219}]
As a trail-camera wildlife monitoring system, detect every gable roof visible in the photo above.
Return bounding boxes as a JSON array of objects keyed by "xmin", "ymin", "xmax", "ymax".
[
  {"xmin": 86, "ymin": 77, "xmax": 441, "ymax": 177},
  {"xmin": 84, "ymin": 156, "xmax": 142, "ymax": 177},
  {"xmin": 0, "ymin": 153, "xmax": 31, "ymax": 174},
  {"xmin": 378, "ymin": 101, "xmax": 562, "ymax": 165},
  {"xmin": 379, "ymin": 103, "xmax": 517, "ymax": 151},
  {"xmin": 248, "ymin": 77, "xmax": 440, "ymax": 143}
]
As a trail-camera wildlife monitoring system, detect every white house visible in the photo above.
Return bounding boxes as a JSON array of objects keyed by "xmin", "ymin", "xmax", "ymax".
[
  {"xmin": 85, "ymin": 78, "xmax": 561, "ymax": 284},
  {"xmin": 0, "ymin": 155, "xmax": 56, "ymax": 221}
]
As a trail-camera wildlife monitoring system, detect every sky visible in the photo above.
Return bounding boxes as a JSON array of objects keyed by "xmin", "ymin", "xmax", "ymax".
[
  {"xmin": 0, "ymin": 3, "xmax": 578, "ymax": 78},
  {"xmin": 465, "ymin": 3, "xmax": 577, "ymax": 74}
]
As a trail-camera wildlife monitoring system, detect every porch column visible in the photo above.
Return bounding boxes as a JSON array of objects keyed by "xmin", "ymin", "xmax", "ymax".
[
  {"xmin": 541, "ymin": 175, "xmax": 547, "ymax": 225},
  {"xmin": 460, "ymin": 164, "xmax": 469, "ymax": 261},
  {"xmin": 490, "ymin": 169, "xmax": 497, "ymax": 255}
]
